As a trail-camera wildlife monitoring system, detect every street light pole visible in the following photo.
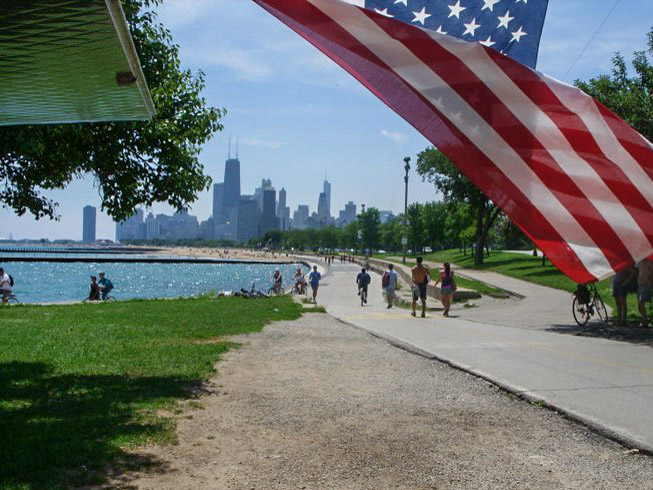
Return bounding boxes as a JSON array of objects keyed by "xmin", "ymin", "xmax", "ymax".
[{"xmin": 402, "ymin": 156, "xmax": 410, "ymax": 264}]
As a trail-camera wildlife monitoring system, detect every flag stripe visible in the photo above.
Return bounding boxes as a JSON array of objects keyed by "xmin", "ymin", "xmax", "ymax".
[
  {"xmin": 381, "ymin": 18, "xmax": 633, "ymax": 271},
  {"xmin": 308, "ymin": 0, "xmax": 613, "ymax": 279}
]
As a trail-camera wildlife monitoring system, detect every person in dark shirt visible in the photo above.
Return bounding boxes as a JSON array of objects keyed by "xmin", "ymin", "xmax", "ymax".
[
  {"xmin": 89, "ymin": 276, "xmax": 100, "ymax": 301},
  {"xmin": 356, "ymin": 268, "xmax": 371, "ymax": 303}
]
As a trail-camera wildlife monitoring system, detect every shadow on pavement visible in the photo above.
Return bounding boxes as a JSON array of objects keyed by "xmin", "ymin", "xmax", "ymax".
[{"xmin": 547, "ymin": 323, "xmax": 653, "ymax": 346}]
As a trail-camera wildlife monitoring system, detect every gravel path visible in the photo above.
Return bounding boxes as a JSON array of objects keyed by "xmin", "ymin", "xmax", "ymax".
[{"xmin": 118, "ymin": 313, "xmax": 653, "ymax": 489}]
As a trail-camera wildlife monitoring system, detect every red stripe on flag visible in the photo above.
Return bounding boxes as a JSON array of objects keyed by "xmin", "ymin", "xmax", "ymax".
[{"xmin": 368, "ymin": 13, "xmax": 633, "ymax": 271}]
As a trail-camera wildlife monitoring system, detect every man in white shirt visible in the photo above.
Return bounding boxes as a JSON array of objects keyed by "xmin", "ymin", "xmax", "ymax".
[
  {"xmin": 0, "ymin": 267, "xmax": 12, "ymax": 304},
  {"xmin": 383, "ymin": 263, "xmax": 398, "ymax": 309}
]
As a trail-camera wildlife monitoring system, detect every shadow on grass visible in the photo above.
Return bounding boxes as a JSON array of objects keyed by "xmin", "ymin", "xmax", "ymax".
[
  {"xmin": 546, "ymin": 324, "xmax": 653, "ymax": 347},
  {"xmin": 0, "ymin": 361, "xmax": 197, "ymax": 489}
]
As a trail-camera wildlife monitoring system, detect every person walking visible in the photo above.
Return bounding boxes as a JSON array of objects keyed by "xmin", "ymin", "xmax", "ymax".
[
  {"xmin": 88, "ymin": 276, "xmax": 100, "ymax": 301},
  {"xmin": 434, "ymin": 262, "xmax": 456, "ymax": 317},
  {"xmin": 612, "ymin": 265, "xmax": 637, "ymax": 326},
  {"xmin": 308, "ymin": 266, "xmax": 322, "ymax": 303},
  {"xmin": 637, "ymin": 259, "xmax": 653, "ymax": 328},
  {"xmin": 382, "ymin": 263, "xmax": 398, "ymax": 309},
  {"xmin": 411, "ymin": 257, "xmax": 430, "ymax": 318}
]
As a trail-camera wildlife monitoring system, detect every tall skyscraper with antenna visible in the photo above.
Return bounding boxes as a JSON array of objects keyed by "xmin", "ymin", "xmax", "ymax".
[
  {"xmin": 223, "ymin": 137, "xmax": 241, "ymax": 210},
  {"xmin": 323, "ymin": 175, "xmax": 331, "ymax": 220}
]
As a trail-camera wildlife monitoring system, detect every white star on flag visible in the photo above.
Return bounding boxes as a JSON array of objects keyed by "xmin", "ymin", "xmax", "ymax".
[
  {"xmin": 497, "ymin": 11, "xmax": 514, "ymax": 29},
  {"xmin": 374, "ymin": 7, "xmax": 394, "ymax": 17},
  {"xmin": 463, "ymin": 18, "xmax": 481, "ymax": 36},
  {"xmin": 412, "ymin": 6, "xmax": 431, "ymax": 24},
  {"xmin": 394, "ymin": 0, "xmax": 408, "ymax": 5},
  {"xmin": 511, "ymin": 26, "xmax": 527, "ymax": 42},
  {"xmin": 481, "ymin": 0, "xmax": 500, "ymax": 12},
  {"xmin": 479, "ymin": 35, "xmax": 495, "ymax": 46},
  {"xmin": 447, "ymin": 0, "xmax": 466, "ymax": 19}
]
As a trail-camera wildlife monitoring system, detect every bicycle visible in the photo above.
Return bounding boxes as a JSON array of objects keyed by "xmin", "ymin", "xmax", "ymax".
[
  {"xmin": 2, "ymin": 292, "xmax": 19, "ymax": 304},
  {"xmin": 359, "ymin": 286, "xmax": 368, "ymax": 306},
  {"xmin": 292, "ymin": 283, "xmax": 307, "ymax": 295},
  {"xmin": 268, "ymin": 283, "xmax": 285, "ymax": 296},
  {"xmin": 572, "ymin": 283, "xmax": 608, "ymax": 326}
]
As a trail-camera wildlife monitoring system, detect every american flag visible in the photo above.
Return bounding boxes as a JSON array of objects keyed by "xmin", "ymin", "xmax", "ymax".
[
  {"xmin": 253, "ymin": 0, "xmax": 653, "ymax": 283},
  {"xmin": 359, "ymin": 0, "xmax": 548, "ymax": 68}
]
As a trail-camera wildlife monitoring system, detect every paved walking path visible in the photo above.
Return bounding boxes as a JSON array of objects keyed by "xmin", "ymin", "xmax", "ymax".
[
  {"xmin": 319, "ymin": 262, "xmax": 653, "ymax": 453},
  {"xmin": 384, "ymin": 256, "xmax": 578, "ymax": 329}
]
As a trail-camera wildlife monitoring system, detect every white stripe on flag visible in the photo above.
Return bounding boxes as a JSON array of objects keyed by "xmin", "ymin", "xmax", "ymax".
[
  {"xmin": 307, "ymin": 0, "xmax": 614, "ymax": 278},
  {"xmin": 432, "ymin": 36, "xmax": 651, "ymax": 263}
]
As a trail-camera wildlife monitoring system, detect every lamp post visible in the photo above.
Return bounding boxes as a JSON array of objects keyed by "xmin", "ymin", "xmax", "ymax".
[{"xmin": 402, "ymin": 157, "xmax": 410, "ymax": 264}]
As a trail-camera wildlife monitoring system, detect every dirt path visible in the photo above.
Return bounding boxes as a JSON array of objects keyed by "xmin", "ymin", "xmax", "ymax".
[{"xmin": 115, "ymin": 314, "xmax": 653, "ymax": 489}]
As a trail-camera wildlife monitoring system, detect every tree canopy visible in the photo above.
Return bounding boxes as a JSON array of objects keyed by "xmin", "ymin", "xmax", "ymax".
[
  {"xmin": 576, "ymin": 27, "xmax": 653, "ymax": 142},
  {"xmin": 0, "ymin": 0, "xmax": 224, "ymax": 221}
]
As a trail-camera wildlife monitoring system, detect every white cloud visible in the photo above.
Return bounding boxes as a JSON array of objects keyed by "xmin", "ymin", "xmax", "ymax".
[
  {"xmin": 157, "ymin": 0, "xmax": 216, "ymax": 27},
  {"xmin": 241, "ymin": 137, "xmax": 284, "ymax": 149},
  {"xmin": 380, "ymin": 130, "xmax": 407, "ymax": 143}
]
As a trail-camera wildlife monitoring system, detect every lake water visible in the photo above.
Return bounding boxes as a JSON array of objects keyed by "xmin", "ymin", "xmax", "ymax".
[{"xmin": 1, "ymin": 259, "xmax": 307, "ymax": 304}]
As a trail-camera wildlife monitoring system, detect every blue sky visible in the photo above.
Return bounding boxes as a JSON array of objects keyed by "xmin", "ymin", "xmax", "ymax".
[{"xmin": 2, "ymin": 0, "xmax": 652, "ymax": 240}]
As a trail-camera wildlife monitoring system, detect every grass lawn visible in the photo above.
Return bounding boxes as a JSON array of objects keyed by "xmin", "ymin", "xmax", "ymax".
[{"xmin": 0, "ymin": 296, "xmax": 302, "ymax": 489}]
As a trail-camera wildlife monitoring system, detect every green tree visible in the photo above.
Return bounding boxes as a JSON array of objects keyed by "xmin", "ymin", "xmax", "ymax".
[
  {"xmin": 576, "ymin": 27, "xmax": 653, "ymax": 142},
  {"xmin": 341, "ymin": 221, "xmax": 360, "ymax": 253},
  {"xmin": 417, "ymin": 148, "xmax": 501, "ymax": 265},
  {"xmin": 380, "ymin": 217, "xmax": 402, "ymax": 252},
  {"xmin": 406, "ymin": 203, "xmax": 425, "ymax": 254},
  {"xmin": 0, "ymin": 0, "xmax": 224, "ymax": 220},
  {"xmin": 263, "ymin": 229, "xmax": 283, "ymax": 248},
  {"xmin": 422, "ymin": 201, "xmax": 447, "ymax": 250},
  {"xmin": 318, "ymin": 226, "xmax": 341, "ymax": 253},
  {"xmin": 358, "ymin": 207, "xmax": 381, "ymax": 253}
]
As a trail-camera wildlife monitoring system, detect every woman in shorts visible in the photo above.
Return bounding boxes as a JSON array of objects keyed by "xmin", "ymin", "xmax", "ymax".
[{"xmin": 434, "ymin": 262, "xmax": 456, "ymax": 317}]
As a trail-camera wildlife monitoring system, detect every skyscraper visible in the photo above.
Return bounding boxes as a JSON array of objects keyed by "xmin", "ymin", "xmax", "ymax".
[
  {"xmin": 262, "ymin": 188, "xmax": 277, "ymax": 234},
  {"xmin": 223, "ymin": 157, "xmax": 241, "ymax": 211},
  {"xmin": 323, "ymin": 178, "xmax": 331, "ymax": 219},
  {"xmin": 293, "ymin": 205, "xmax": 309, "ymax": 230},
  {"xmin": 212, "ymin": 182, "xmax": 224, "ymax": 222},
  {"xmin": 236, "ymin": 196, "xmax": 259, "ymax": 242},
  {"xmin": 254, "ymin": 178, "xmax": 272, "ymax": 211},
  {"xmin": 317, "ymin": 192, "xmax": 328, "ymax": 221},
  {"xmin": 82, "ymin": 205, "xmax": 96, "ymax": 243},
  {"xmin": 277, "ymin": 187, "xmax": 290, "ymax": 231}
]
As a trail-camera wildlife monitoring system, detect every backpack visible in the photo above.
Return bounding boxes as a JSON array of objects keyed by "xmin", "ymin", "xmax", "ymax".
[
  {"xmin": 575, "ymin": 284, "xmax": 590, "ymax": 304},
  {"xmin": 382, "ymin": 272, "xmax": 390, "ymax": 288},
  {"xmin": 8, "ymin": 275, "xmax": 14, "ymax": 287}
]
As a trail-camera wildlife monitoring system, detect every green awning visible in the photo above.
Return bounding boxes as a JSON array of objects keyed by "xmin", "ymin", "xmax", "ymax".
[{"xmin": 0, "ymin": 0, "xmax": 155, "ymax": 126}]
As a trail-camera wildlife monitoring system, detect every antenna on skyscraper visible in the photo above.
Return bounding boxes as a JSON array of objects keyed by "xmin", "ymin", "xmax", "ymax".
[
  {"xmin": 228, "ymin": 135, "xmax": 232, "ymax": 159},
  {"xmin": 236, "ymin": 137, "xmax": 239, "ymax": 159}
]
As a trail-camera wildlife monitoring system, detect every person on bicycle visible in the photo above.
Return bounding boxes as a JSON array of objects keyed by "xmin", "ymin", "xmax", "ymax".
[
  {"xmin": 356, "ymin": 268, "xmax": 371, "ymax": 304},
  {"xmin": 272, "ymin": 268, "xmax": 283, "ymax": 293},
  {"xmin": 0, "ymin": 267, "xmax": 12, "ymax": 304},
  {"xmin": 293, "ymin": 268, "xmax": 307, "ymax": 294},
  {"xmin": 98, "ymin": 272, "xmax": 114, "ymax": 300}
]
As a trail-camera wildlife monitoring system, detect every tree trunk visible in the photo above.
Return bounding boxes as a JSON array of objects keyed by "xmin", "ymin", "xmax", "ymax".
[{"xmin": 474, "ymin": 205, "xmax": 501, "ymax": 266}]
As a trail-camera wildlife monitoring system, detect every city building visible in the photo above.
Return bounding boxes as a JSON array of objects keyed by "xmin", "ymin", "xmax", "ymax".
[
  {"xmin": 277, "ymin": 187, "xmax": 291, "ymax": 231},
  {"xmin": 262, "ymin": 187, "xmax": 278, "ymax": 234},
  {"xmin": 254, "ymin": 178, "xmax": 272, "ymax": 212},
  {"xmin": 317, "ymin": 192, "xmax": 328, "ymax": 221},
  {"xmin": 323, "ymin": 178, "xmax": 331, "ymax": 219},
  {"xmin": 82, "ymin": 205, "xmax": 96, "ymax": 243},
  {"xmin": 212, "ymin": 182, "xmax": 224, "ymax": 225},
  {"xmin": 293, "ymin": 205, "xmax": 309, "ymax": 230},
  {"xmin": 145, "ymin": 212, "xmax": 157, "ymax": 239},
  {"xmin": 236, "ymin": 196, "xmax": 259, "ymax": 242},
  {"xmin": 115, "ymin": 208, "xmax": 145, "ymax": 241},
  {"xmin": 222, "ymin": 153, "xmax": 241, "ymax": 235},
  {"xmin": 337, "ymin": 201, "xmax": 357, "ymax": 227}
]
